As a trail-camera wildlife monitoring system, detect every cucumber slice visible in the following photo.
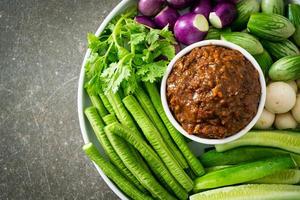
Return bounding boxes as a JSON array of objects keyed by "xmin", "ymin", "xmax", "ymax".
[
  {"xmin": 193, "ymin": 155, "xmax": 296, "ymax": 192},
  {"xmin": 215, "ymin": 130, "xmax": 300, "ymax": 154},
  {"xmin": 190, "ymin": 184, "xmax": 300, "ymax": 200}
]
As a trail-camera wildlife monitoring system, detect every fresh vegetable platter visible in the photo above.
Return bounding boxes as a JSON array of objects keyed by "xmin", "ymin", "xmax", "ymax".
[{"xmin": 78, "ymin": 0, "xmax": 300, "ymax": 199}]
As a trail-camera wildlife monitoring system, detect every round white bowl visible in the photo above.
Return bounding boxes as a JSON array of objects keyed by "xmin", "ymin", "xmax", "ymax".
[{"xmin": 161, "ymin": 40, "xmax": 266, "ymax": 145}]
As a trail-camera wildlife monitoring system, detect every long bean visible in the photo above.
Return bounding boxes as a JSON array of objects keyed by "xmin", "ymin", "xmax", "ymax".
[
  {"xmin": 87, "ymin": 89, "xmax": 108, "ymax": 117},
  {"xmin": 134, "ymin": 86, "xmax": 188, "ymax": 169},
  {"xmin": 144, "ymin": 82, "xmax": 205, "ymax": 176},
  {"xmin": 123, "ymin": 95, "xmax": 193, "ymax": 191},
  {"xmin": 99, "ymin": 90, "xmax": 115, "ymax": 114},
  {"xmin": 84, "ymin": 107, "xmax": 146, "ymax": 192},
  {"xmin": 105, "ymin": 122, "xmax": 188, "ymax": 200},
  {"xmin": 83, "ymin": 143, "xmax": 153, "ymax": 200}
]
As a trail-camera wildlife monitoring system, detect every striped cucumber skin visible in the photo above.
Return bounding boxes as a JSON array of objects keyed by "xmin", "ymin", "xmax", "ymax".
[
  {"xmin": 215, "ymin": 130, "xmax": 300, "ymax": 154},
  {"xmin": 268, "ymin": 55, "xmax": 300, "ymax": 81},
  {"xmin": 87, "ymin": 89, "xmax": 108, "ymax": 117},
  {"xmin": 221, "ymin": 32, "xmax": 263, "ymax": 55},
  {"xmin": 84, "ymin": 107, "xmax": 147, "ymax": 192},
  {"xmin": 134, "ymin": 86, "xmax": 188, "ymax": 169},
  {"xmin": 249, "ymin": 169, "xmax": 300, "ymax": 184},
  {"xmin": 102, "ymin": 113, "xmax": 118, "ymax": 125},
  {"xmin": 205, "ymin": 27, "xmax": 231, "ymax": 40},
  {"xmin": 288, "ymin": 4, "xmax": 300, "ymax": 47},
  {"xmin": 190, "ymin": 184, "xmax": 300, "ymax": 200},
  {"xmin": 261, "ymin": 39, "xmax": 299, "ymax": 60},
  {"xmin": 144, "ymin": 82, "xmax": 205, "ymax": 177},
  {"xmin": 247, "ymin": 13, "xmax": 296, "ymax": 41},
  {"xmin": 105, "ymin": 123, "xmax": 188, "ymax": 200},
  {"xmin": 261, "ymin": 0, "xmax": 285, "ymax": 15},
  {"xmin": 232, "ymin": 0, "xmax": 260, "ymax": 30},
  {"xmin": 83, "ymin": 143, "xmax": 153, "ymax": 200},
  {"xmin": 200, "ymin": 147, "xmax": 300, "ymax": 167},
  {"xmin": 123, "ymin": 95, "xmax": 194, "ymax": 192},
  {"xmin": 193, "ymin": 156, "xmax": 296, "ymax": 192},
  {"xmin": 253, "ymin": 49, "xmax": 273, "ymax": 76}
]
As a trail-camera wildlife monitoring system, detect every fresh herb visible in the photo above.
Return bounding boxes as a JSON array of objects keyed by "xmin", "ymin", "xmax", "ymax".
[{"xmin": 85, "ymin": 7, "xmax": 176, "ymax": 95}]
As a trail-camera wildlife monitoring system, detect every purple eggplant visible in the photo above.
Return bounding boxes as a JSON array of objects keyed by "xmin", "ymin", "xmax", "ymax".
[
  {"xmin": 166, "ymin": 0, "xmax": 195, "ymax": 9},
  {"xmin": 191, "ymin": 0, "xmax": 212, "ymax": 18},
  {"xmin": 154, "ymin": 6, "xmax": 180, "ymax": 29},
  {"xmin": 174, "ymin": 44, "xmax": 181, "ymax": 54},
  {"xmin": 174, "ymin": 13, "xmax": 209, "ymax": 45},
  {"xmin": 209, "ymin": 2, "xmax": 237, "ymax": 28},
  {"xmin": 215, "ymin": 0, "xmax": 239, "ymax": 4},
  {"xmin": 138, "ymin": 0, "xmax": 165, "ymax": 17},
  {"xmin": 135, "ymin": 16, "xmax": 157, "ymax": 28}
]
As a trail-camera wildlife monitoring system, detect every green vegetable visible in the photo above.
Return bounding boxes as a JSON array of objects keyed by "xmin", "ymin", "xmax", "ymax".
[
  {"xmin": 253, "ymin": 49, "xmax": 273, "ymax": 76},
  {"xmin": 87, "ymin": 89, "xmax": 108, "ymax": 117},
  {"xmin": 134, "ymin": 86, "xmax": 188, "ymax": 169},
  {"xmin": 105, "ymin": 123, "xmax": 188, "ymax": 200},
  {"xmin": 221, "ymin": 32, "xmax": 263, "ymax": 55},
  {"xmin": 205, "ymin": 165, "xmax": 232, "ymax": 173},
  {"xmin": 215, "ymin": 130, "xmax": 300, "ymax": 154},
  {"xmin": 84, "ymin": 7, "xmax": 175, "ymax": 94},
  {"xmin": 200, "ymin": 147, "xmax": 300, "ymax": 167},
  {"xmin": 144, "ymin": 82, "xmax": 205, "ymax": 177},
  {"xmin": 123, "ymin": 95, "xmax": 194, "ymax": 192},
  {"xmin": 193, "ymin": 156, "xmax": 296, "ymax": 192},
  {"xmin": 190, "ymin": 184, "xmax": 300, "ymax": 200},
  {"xmin": 102, "ymin": 113, "xmax": 118, "ymax": 125},
  {"xmin": 99, "ymin": 90, "xmax": 115, "ymax": 114},
  {"xmin": 249, "ymin": 169, "xmax": 300, "ymax": 184},
  {"xmin": 232, "ymin": 0, "xmax": 260, "ymax": 30},
  {"xmin": 204, "ymin": 27, "xmax": 231, "ymax": 40},
  {"xmin": 288, "ymin": 4, "xmax": 300, "ymax": 47},
  {"xmin": 247, "ymin": 13, "xmax": 295, "ymax": 41},
  {"xmin": 83, "ymin": 143, "xmax": 153, "ymax": 200},
  {"xmin": 261, "ymin": 39, "xmax": 299, "ymax": 60},
  {"xmin": 261, "ymin": 0, "xmax": 284, "ymax": 15},
  {"xmin": 84, "ymin": 107, "xmax": 146, "ymax": 192},
  {"xmin": 268, "ymin": 55, "xmax": 300, "ymax": 81}
]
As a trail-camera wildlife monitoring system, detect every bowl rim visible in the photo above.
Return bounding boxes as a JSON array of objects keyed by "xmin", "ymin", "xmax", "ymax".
[
  {"xmin": 160, "ymin": 40, "xmax": 266, "ymax": 145},
  {"xmin": 77, "ymin": 0, "xmax": 132, "ymax": 199}
]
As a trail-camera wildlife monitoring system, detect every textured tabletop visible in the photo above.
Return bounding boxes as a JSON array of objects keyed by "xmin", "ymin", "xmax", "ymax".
[{"xmin": 0, "ymin": 0, "xmax": 119, "ymax": 199}]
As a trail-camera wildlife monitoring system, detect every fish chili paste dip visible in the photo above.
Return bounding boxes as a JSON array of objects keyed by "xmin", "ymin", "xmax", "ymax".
[{"xmin": 167, "ymin": 45, "xmax": 261, "ymax": 139}]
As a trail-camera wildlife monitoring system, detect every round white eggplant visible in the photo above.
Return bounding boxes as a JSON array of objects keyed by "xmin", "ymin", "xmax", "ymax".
[
  {"xmin": 275, "ymin": 112, "xmax": 297, "ymax": 129},
  {"xmin": 254, "ymin": 108, "xmax": 275, "ymax": 129}
]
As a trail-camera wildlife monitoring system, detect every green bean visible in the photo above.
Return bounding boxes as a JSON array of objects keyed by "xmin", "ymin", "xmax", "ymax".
[
  {"xmin": 144, "ymin": 82, "xmax": 205, "ymax": 176},
  {"xmin": 87, "ymin": 89, "xmax": 108, "ymax": 117},
  {"xmin": 134, "ymin": 86, "xmax": 188, "ymax": 169},
  {"xmin": 83, "ymin": 143, "xmax": 153, "ymax": 200},
  {"xmin": 105, "ymin": 123, "xmax": 188, "ymax": 200},
  {"xmin": 123, "ymin": 95, "xmax": 193, "ymax": 192},
  {"xmin": 84, "ymin": 107, "xmax": 146, "ymax": 192}
]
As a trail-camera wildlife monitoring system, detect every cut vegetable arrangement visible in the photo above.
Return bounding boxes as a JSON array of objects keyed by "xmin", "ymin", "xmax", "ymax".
[{"xmin": 80, "ymin": 0, "xmax": 300, "ymax": 199}]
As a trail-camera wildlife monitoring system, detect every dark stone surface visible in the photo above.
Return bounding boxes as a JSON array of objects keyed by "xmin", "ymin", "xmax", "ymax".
[{"xmin": 0, "ymin": 0, "xmax": 119, "ymax": 199}]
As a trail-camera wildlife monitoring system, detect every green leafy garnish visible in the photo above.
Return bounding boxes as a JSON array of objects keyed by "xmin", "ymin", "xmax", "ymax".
[{"xmin": 85, "ymin": 7, "xmax": 176, "ymax": 94}]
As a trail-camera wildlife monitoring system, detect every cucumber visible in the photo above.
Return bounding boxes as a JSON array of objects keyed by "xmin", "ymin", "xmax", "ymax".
[
  {"xmin": 261, "ymin": 0, "xmax": 284, "ymax": 15},
  {"xmin": 261, "ymin": 39, "xmax": 299, "ymax": 60},
  {"xmin": 205, "ymin": 165, "xmax": 232, "ymax": 173},
  {"xmin": 200, "ymin": 147, "xmax": 300, "ymax": 167},
  {"xmin": 232, "ymin": 0, "xmax": 260, "ymax": 30},
  {"xmin": 288, "ymin": 4, "xmax": 300, "ymax": 47},
  {"xmin": 193, "ymin": 155, "xmax": 296, "ymax": 192},
  {"xmin": 221, "ymin": 32, "xmax": 263, "ymax": 55},
  {"xmin": 249, "ymin": 169, "xmax": 300, "ymax": 184},
  {"xmin": 215, "ymin": 130, "xmax": 300, "ymax": 154},
  {"xmin": 268, "ymin": 55, "xmax": 300, "ymax": 81},
  {"xmin": 190, "ymin": 184, "xmax": 300, "ymax": 200},
  {"xmin": 253, "ymin": 49, "xmax": 273, "ymax": 76},
  {"xmin": 205, "ymin": 27, "xmax": 231, "ymax": 40},
  {"xmin": 247, "ymin": 13, "xmax": 296, "ymax": 41},
  {"xmin": 83, "ymin": 143, "xmax": 153, "ymax": 200}
]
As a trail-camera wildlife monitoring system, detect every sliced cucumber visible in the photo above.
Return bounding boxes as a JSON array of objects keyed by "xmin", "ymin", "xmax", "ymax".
[
  {"xmin": 190, "ymin": 184, "xmax": 300, "ymax": 200},
  {"xmin": 215, "ymin": 130, "xmax": 300, "ymax": 154}
]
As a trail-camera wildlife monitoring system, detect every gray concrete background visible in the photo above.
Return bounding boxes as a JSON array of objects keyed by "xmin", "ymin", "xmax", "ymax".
[{"xmin": 0, "ymin": 0, "xmax": 119, "ymax": 199}]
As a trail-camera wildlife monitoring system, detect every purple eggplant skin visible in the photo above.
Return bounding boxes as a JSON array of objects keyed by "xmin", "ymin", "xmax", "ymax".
[
  {"xmin": 214, "ymin": 0, "xmax": 239, "ymax": 4},
  {"xmin": 174, "ymin": 13, "xmax": 209, "ymax": 45},
  {"xmin": 138, "ymin": 0, "xmax": 165, "ymax": 17},
  {"xmin": 191, "ymin": 0, "xmax": 212, "ymax": 18},
  {"xmin": 166, "ymin": 0, "xmax": 195, "ymax": 9},
  {"xmin": 174, "ymin": 44, "xmax": 181, "ymax": 54},
  {"xmin": 209, "ymin": 2, "xmax": 237, "ymax": 28},
  {"xmin": 154, "ymin": 6, "xmax": 180, "ymax": 29},
  {"xmin": 135, "ymin": 16, "xmax": 157, "ymax": 28}
]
